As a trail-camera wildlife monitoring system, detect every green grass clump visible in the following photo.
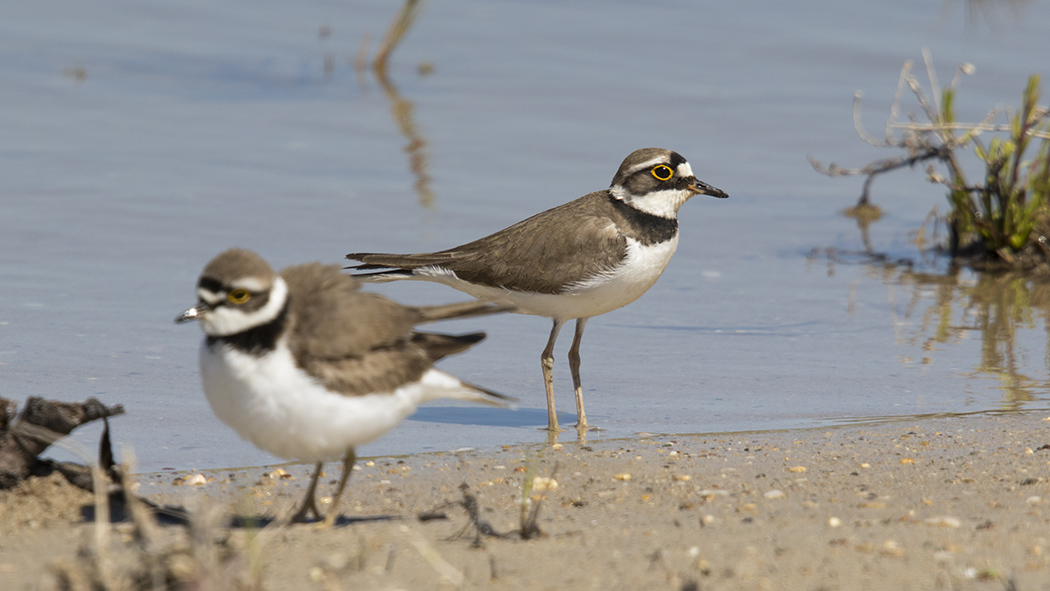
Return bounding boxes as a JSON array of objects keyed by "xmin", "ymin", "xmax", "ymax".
[
  {"xmin": 948, "ymin": 75, "xmax": 1050, "ymax": 260},
  {"xmin": 813, "ymin": 51, "xmax": 1050, "ymax": 271}
]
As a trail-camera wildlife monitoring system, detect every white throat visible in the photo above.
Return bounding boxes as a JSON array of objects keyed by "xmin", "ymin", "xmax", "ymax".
[{"xmin": 610, "ymin": 186, "xmax": 692, "ymax": 219}]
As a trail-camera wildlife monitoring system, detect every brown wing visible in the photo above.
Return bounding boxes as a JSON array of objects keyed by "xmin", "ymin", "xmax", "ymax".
[
  {"xmin": 294, "ymin": 332, "xmax": 486, "ymax": 397},
  {"xmin": 280, "ymin": 263, "xmax": 500, "ymax": 396},
  {"xmin": 282, "ymin": 262, "xmax": 417, "ymax": 359},
  {"xmin": 295, "ymin": 344, "xmax": 433, "ymax": 396},
  {"xmin": 348, "ymin": 192, "xmax": 628, "ymax": 295}
]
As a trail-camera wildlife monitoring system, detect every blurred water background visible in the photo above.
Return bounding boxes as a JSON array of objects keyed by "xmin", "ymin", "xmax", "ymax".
[{"xmin": 3, "ymin": 0, "xmax": 1050, "ymax": 471}]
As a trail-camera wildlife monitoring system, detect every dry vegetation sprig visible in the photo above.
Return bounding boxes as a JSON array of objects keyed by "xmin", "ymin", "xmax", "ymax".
[
  {"xmin": 443, "ymin": 453, "xmax": 557, "ymax": 547},
  {"xmin": 811, "ymin": 49, "xmax": 1050, "ymax": 271},
  {"xmin": 46, "ymin": 444, "xmax": 268, "ymax": 591},
  {"xmin": 518, "ymin": 459, "xmax": 556, "ymax": 541}
]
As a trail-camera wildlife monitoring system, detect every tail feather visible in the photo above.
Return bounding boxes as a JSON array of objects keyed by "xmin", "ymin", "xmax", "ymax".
[
  {"xmin": 421, "ymin": 369, "xmax": 518, "ymax": 408},
  {"xmin": 343, "ymin": 267, "xmax": 414, "ymax": 281},
  {"xmin": 412, "ymin": 331, "xmax": 487, "ymax": 361},
  {"xmin": 346, "ymin": 251, "xmax": 460, "ymax": 270},
  {"xmin": 459, "ymin": 379, "xmax": 518, "ymax": 408},
  {"xmin": 414, "ymin": 300, "xmax": 516, "ymax": 324}
]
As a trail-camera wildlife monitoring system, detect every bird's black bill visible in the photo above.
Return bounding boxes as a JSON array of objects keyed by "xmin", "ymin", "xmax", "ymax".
[
  {"xmin": 175, "ymin": 303, "xmax": 208, "ymax": 324},
  {"xmin": 689, "ymin": 180, "xmax": 728, "ymax": 199}
]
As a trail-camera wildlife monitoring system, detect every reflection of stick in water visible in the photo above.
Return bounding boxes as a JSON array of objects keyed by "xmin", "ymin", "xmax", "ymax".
[
  {"xmin": 372, "ymin": 0, "xmax": 435, "ymax": 208},
  {"xmin": 373, "ymin": 0, "xmax": 424, "ymax": 75}
]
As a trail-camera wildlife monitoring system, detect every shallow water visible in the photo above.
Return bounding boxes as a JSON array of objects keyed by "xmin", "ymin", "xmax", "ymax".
[{"xmin": 3, "ymin": 0, "xmax": 1050, "ymax": 471}]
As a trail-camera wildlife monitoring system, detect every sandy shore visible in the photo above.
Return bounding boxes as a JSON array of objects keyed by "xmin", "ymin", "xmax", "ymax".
[{"xmin": 3, "ymin": 411, "xmax": 1050, "ymax": 590}]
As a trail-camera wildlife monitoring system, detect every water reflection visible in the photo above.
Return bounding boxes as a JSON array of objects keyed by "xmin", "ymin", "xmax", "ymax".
[
  {"xmin": 322, "ymin": 1, "xmax": 434, "ymax": 206},
  {"xmin": 814, "ymin": 238, "xmax": 1050, "ymax": 409},
  {"xmin": 372, "ymin": 67, "xmax": 435, "ymax": 208},
  {"xmin": 893, "ymin": 270, "xmax": 1050, "ymax": 406},
  {"xmin": 362, "ymin": 0, "xmax": 435, "ymax": 208},
  {"xmin": 957, "ymin": 0, "xmax": 1034, "ymax": 30}
]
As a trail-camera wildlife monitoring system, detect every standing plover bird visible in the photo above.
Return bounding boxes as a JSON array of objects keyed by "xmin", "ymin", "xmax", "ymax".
[
  {"xmin": 347, "ymin": 148, "xmax": 727, "ymax": 432},
  {"xmin": 176, "ymin": 248, "xmax": 514, "ymax": 525}
]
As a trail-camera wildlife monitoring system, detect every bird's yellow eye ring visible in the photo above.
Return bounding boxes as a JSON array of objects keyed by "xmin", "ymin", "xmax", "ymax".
[
  {"xmin": 228, "ymin": 289, "xmax": 251, "ymax": 304},
  {"xmin": 651, "ymin": 165, "xmax": 674, "ymax": 181}
]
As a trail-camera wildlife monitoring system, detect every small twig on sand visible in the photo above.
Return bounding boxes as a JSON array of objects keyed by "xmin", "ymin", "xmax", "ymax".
[
  {"xmin": 520, "ymin": 463, "xmax": 558, "ymax": 540},
  {"xmin": 0, "ymin": 396, "xmax": 124, "ymax": 490}
]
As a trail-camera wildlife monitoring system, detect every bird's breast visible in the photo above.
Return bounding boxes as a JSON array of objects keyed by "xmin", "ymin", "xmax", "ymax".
[
  {"xmin": 507, "ymin": 235, "xmax": 679, "ymax": 320},
  {"xmin": 197, "ymin": 340, "xmax": 420, "ymax": 461}
]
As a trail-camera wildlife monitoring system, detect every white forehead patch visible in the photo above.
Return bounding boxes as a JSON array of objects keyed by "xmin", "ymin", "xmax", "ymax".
[
  {"xmin": 232, "ymin": 277, "xmax": 269, "ymax": 292},
  {"xmin": 676, "ymin": 162, "xmax": 694, "ymax": 178},
  {"xmin": 626, "ymin": 156, "xmax": 668, "ymax": 177},
  {"xmin": 197, "ymin": 288, "xmax": 222, "ymax": 305}
]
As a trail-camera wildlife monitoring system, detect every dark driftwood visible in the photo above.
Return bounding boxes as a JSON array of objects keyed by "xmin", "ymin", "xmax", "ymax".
[{"xmin": 0, "ymin": 396, "xmax": 124, "ymax": 489}]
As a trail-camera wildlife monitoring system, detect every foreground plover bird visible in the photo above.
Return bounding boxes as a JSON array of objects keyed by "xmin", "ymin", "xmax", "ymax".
[
  {"xmin": 176, "ymin": 248, "xmax": 514, "ymax": 525},
  {"xmin": 347, "ymin": 148, "xmax": 727, "ymax": 432}
]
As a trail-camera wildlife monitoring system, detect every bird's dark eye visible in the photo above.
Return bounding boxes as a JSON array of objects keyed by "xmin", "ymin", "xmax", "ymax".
[
  {"xmin": 228, "ymin": 289, "xmax": 251, "ymax": 304},
  {"xmin": 651, "ymin": 165, "xmax": 674, "ymax": 181}
]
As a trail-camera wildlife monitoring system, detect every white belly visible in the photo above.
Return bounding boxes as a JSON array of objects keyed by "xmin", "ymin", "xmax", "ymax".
[
  {"xmin": 420, "ymin": 236, "xmax": 678, "ymax": 321},
  {"xmin": 199, "ymin": 341, "xmax": 445, "ymax": 462}
]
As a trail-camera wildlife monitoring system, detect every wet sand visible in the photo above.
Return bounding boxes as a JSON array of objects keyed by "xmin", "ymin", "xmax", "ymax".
[{"xmin": 3, "ymin": 412, "xmax": 1049, "ymax": 590}]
